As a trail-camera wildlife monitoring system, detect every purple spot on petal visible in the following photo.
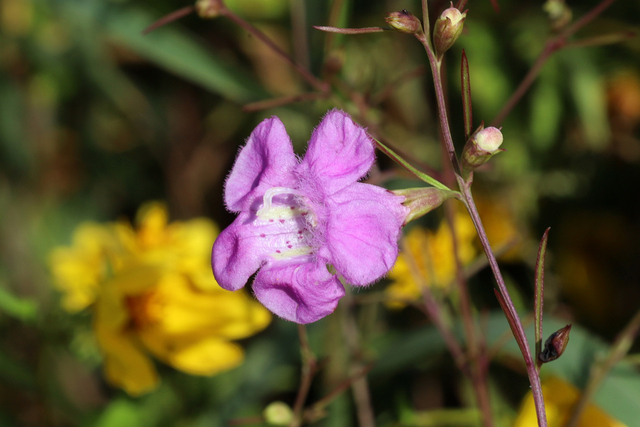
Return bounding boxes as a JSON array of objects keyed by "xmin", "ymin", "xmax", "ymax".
[
  {"xmin": 269, "ymin": 219, "xmax": 274, "ymax": 222},
  {"xmin": 279, "ymin": 219, "xmax": 285, "ymax": 223},
  {"xmin": 260, "ymin": 234, "xmax": 266, "ymax": 238},
  {"xmin": 290, "ymin": 206, "xmax": 295, "ymax": 210},
  {"xmin": 276, "ymin": 250, "xmax": 281, "ymax": 253},
  {"xmin": 288, "ymin": 245, "xmax": 292, "ymax": 248}
]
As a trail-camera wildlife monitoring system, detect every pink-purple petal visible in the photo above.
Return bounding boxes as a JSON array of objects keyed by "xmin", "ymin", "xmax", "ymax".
[
  {"xmin": 303, "ymin": 110, "xmax": 375, "ymax": 195},
  {"xmin": 324, "ymin": 183, "xmax": 408, "ymax": 286},
  {"xmin": 224, "ymin": 117, "xmax": 297, "ymax": 212},
  {"xmin": 212, "ymin": 212, "xmax": 272, "ymax": 291},
  {"xmin": 252, "ymin": 263, "xmax": 345, "ymax": 324}
]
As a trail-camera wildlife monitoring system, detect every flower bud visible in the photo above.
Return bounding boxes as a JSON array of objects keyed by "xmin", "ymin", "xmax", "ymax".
[
  {"xmin": 433, "ymin": 6, "xmax": 466, "ymax": 57},
  {"xmin": 393, "ymin": 187, "xmax": 458, "ymax": 225},
  {"xmin": 539, "ymin": 324, "xmax": 572, "ymax": 363},
  {"xmin": 263, "ymin": 401, "xmax": 294, "ymax": 426},
  {"xmin": 461, "ymin": 126, "xmax": 504, "ymax": 171},
  {"xmin": 386, "ymin": 10, "xmax": 422, "ymax": 34},
  {"xmin": 195, "ymin": 0, "xmax": 224, "ymax": 19}
]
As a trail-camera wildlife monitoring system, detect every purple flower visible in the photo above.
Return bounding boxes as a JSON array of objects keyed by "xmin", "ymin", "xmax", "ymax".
[{"xmin": 212, "ymin": 110, "xmax": 408, "ymax": 324}]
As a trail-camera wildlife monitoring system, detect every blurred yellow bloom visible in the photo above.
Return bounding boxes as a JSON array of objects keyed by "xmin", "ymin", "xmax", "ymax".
[
  {"xmin": 514, "ymin": 377, "xmax": 627, "ymax": 427},
  {"xmin": 385, "ymin": 198, "xmax": 522, "ymax": 308},
  {"xmin": 385, "ymin": 212, "xmax": 477, "ymax": 308},
  {"xmin": 49, "ymin": 202, "xmax": 271, "ymax": 396},
  {"xmin": 474, "ymin": 197, "xmax": 523, "ymax": 261}
]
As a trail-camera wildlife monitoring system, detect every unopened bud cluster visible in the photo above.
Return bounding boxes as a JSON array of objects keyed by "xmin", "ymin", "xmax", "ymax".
[
  {"xmin": 461, "ymin": 126, "xmax": 504, "ymax": 171},
  {"xmin": 433, "ymin": 6, "xmax": 466, "ymax": 57}
]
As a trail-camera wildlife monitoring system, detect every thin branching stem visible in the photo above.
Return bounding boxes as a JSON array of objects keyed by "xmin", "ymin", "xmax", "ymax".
[
  {"xmin": 462, "ymin": 183, "xmax": 547, "ymax": 427},
  {"xmin": 491, "ymin": 0, "xmax": 617, "ymax": 126},
  {"xmin": 416, "ymin": 22, "xmax": 548, "ymax": 427},
  {"xmin": 415, "ymin": 27, "xmax": 496, "ymax": 427},
  {"xmin": 400, "ymin": 238, "xmax": 468, "ymax": 373},
  {"xmin": 221, "ymin": 6, "xmax": 328, "ymax": 93},
  {"xmin": 290, "ymin": 325, "xmax": 317, "ymax": 427},
  {"xmin": 443, "ymin": 199, "xmax": 493, "ymax": 427},
  {"xmin": 341, "ymin": 291, "xmax": 376, "ymax": 427}
]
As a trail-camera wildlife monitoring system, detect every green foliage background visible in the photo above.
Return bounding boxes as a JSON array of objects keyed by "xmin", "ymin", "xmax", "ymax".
[{"xmin": 1, "ymin": 0, "xmax": 639, "ymax": 425}]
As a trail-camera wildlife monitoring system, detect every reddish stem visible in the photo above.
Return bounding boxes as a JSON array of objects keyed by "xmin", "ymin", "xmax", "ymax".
[
  {"xmin": 415, "ymin": 20, "xmax": 548, "ymax": 427},
  {"xmin": 222, "ymin": 6, "xmax": 329, "ymax": 93},
  {"xmin": 491, "ymin": 0, "xmax": 617, "ymax": 126}
]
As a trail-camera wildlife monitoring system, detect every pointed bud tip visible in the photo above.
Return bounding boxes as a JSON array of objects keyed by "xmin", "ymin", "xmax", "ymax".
[
  {"xmin": 441, "ymin": 7, "xmax": 466, "ymax": 26},
  {"xmin": 539, "ymin": 324, "xmax": 572, "ymax": 363}
]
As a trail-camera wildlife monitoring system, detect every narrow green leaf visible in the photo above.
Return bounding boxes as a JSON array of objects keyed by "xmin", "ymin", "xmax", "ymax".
[
  {"xmin": 534, "ymin": 228, "xmax": 550, "ymax": 368},
  {"xmin": 461, "ymin": 50, "xmax": 473, "ymax": 140},
  {"xmin": 373, "ymin": 313, "xmax": 640, "ymax": 426},
  {"xmin": 103, "ymin": 8, "xmax": 269, "ymax": 103},
  {"xmin": 0, "ymin": 285, "xmax": 37, "ymax": 322},
  {"xmin": 373, "ymin": 138, "xmax": 450, "ymax": 191}
]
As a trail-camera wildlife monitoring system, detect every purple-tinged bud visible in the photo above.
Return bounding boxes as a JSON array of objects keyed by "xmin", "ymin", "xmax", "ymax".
[
  {"xmin": 539, "ymin": 324, "xmax": 572, "ymax": 363},
  {"xmin": 263, "ymin": 401, "xmax": 294, "ymax": 426},
  {"xmin": 195, "ymin": 0, "xmax": 224, "ymax": 19},
  {"xmin": 461, "ymin": 126, "xmax": 504, "ymax": 171},
  {"xmin": 393, "ymin": 187, "xmax": 458, "ymax": 225},
  {"xmin": 433, "ymin": 6, "xmax": 466, "ymax": 57},
  {"xmin": 385, "ymin": 10, "xmax": 422, "ymax": 35}
]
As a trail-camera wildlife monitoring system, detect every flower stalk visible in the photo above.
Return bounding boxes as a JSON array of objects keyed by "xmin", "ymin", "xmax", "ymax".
[{"xmin": 416, "ymin": 3, "xmax": 549, "ymax": 424}]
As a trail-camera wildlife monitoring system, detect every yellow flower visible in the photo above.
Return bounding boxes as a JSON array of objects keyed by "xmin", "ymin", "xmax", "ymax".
[
  {"xmin": 385, "ymin": 212, "xmax": 477, "ymax": 308},
  {"xmin": 49, "ymin": 202, "xmax": 271, "ymax": 396},
  {"xmin": 514, "ymin": 377, "xmax": 627, "ymax": 427},
  {"xmin": 49, "ymin": 223, "xmax": 115, "ymax": 312},
  {"xmin": 475, "ymin": 197, "xmax": 523, "ymax": 261},
  {"xmin": 385, "ymin": 197, "xmax": 523, "ymax": 308}
]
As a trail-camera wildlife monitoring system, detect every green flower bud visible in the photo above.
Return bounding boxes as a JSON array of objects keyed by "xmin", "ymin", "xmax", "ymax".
[
  {"xmin": 195, "ymin": 0, "xmax": 224, "ymax": 19},
  {"xmin": 385, "ymin": 10, "xmax": 422, "ymax": 34},
  {"xmin": 263, "ymin": 401, "xmax": 294, "ymax": 426},
  {"xmin": 433, "ymin": 6, "xmax": 466, "ymax": 57},
  {"xmin": 461, "ymin": 126, "xmax": 504, "ymax": 171},
  {"xmin": 393, "ymin": 187, "xmax": 458, "ymax": 225},
  {"xmin": 539, "ymin": 324, "xmax": 572, "ymax": 363}
]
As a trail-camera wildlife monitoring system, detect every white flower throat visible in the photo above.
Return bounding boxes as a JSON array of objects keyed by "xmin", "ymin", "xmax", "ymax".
[{"xmin": 255, "ymin": 187, "xmax": 317, "ymax": 260}]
